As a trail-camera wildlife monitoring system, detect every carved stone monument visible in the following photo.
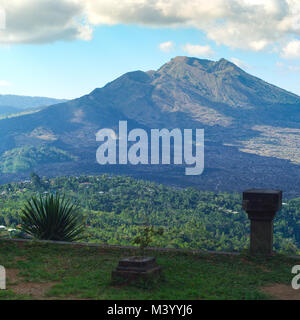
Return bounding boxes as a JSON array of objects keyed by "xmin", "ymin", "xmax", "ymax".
[{"xmin": 243, "ymin": 189, "xmax": 282, "ymax": 255}]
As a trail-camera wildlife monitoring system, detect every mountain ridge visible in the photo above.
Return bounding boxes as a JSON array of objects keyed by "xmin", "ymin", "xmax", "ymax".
[
  {"xmin": 0, "ymin": 56, "xmax": 300, "ymax": 197},
  {"xmin": 0, "ymin": 94, "xmax": 67, "ymax": 117}
]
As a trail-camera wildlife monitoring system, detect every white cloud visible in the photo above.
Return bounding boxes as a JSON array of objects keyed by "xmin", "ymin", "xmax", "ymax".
[
  {"xmin": 0, "ymin": 0, "xmax": 299, "ymax": 52},
  {"xmin": 182, "ymin": 43, "xmax": 214, "ymax": 58},
  {"xmin": 281, "ymin": 39, "xmax": 300, "ymax": 59},
  {"xmin": 0, "ymin": 80, "xmax": 10, "ymax": 86},
  {"xmin": 83, "ymin": 0, "xmax": 300, "ymax": 52},
  {"xmin": 158, "ymin": 41, "xmax": 174, "ymax": 53},
  {"xmin": 0, "ymin": 0, "xmax": 92, "ymax": 44},
  {"xmin": 0, "ymin": 6, "xmax": 5, "ymax": 29}
]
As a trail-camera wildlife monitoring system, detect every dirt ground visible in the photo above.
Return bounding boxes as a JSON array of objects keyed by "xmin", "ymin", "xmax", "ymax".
[
  {"xmin": 6, "ymin": 268, "xmax": 58, "ymax": 299},
  {"xmin": 260, "ymin": 283, "xmax": 300, "ymax": 300},
  {"xmin": 5, "ymin": 267, "xmax": 91, "ymax": 300}
]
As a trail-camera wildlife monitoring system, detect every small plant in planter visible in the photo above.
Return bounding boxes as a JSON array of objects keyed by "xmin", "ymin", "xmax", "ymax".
[
  {"xmin": 112, "ymin": 222, "xmax": 164, "ymax": 284},
  {"xmin": 133, "ymin": 223, "xmax": 164, "ymax": 257}
]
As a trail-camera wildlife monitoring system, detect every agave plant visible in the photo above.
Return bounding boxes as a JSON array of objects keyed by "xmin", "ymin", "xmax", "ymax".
[{"xmin": 20, "ymin": 193, "xmax": 85, "ymax": 242}]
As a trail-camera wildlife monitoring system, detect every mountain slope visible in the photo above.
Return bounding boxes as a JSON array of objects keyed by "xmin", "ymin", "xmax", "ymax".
[{"xmin": 0, "ymin": 56, "xmax": 300, "ymax": 197}]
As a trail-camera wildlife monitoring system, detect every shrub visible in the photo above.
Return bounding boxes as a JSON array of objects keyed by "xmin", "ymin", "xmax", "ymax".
[
  {"xmin": 133, "ymin": 222, "xmax": 164, "ymax": 256},
  {"xmin": 20, "ymin": 193, "xmax": 85, "ymax": 242}
]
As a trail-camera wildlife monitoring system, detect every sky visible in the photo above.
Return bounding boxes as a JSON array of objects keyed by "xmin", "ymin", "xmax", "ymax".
[{"xmin": 0, "ymin": 0, "xmax": 299, "ymax": 99}]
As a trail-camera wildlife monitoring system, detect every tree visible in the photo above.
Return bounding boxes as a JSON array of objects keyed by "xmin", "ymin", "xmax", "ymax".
[{"xmin": 30, "ymin": 172, "xmax": 43, "ymax": 189}]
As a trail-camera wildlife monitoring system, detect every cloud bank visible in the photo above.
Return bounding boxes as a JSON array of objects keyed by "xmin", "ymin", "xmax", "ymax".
[
  {"xmin": 0, "ymin": 0, "xmax": 299, "ymax": 57},
  {"xmin": 0, "ymin": 0, "xmax": 92, "ymax": 44}
]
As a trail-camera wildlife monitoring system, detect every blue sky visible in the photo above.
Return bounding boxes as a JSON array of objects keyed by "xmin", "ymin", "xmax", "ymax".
[{"xmin": 0, "ymin": 0, "xmax": 299, "ymax": 99}]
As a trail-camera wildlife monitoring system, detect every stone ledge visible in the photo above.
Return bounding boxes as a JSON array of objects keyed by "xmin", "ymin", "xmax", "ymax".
[
  {"xmin": 1, "ymin": 238, "xmax": 240, "ymax": 256},
  {"xmin": 2, "ymin": 237, "xmax": 300, "ymax": 259}
]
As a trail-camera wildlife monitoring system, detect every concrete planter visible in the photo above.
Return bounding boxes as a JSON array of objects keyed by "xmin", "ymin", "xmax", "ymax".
[{"xmin": 112, "ymin": 256, "xmax": 162, "ymax": 283}]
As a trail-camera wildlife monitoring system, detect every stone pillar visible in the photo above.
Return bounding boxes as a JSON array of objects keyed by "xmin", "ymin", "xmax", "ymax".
[{"xmin": 242, "ymin": 189, "xmax": 282, "ymax": 255}]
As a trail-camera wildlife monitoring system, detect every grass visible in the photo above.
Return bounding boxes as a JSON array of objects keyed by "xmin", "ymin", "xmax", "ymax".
[{"xmin": 0, "ymin": 240, "xmax": 298, "ymax": 300}]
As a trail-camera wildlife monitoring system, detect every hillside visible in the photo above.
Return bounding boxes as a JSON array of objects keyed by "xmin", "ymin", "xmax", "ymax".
[
  {"xmin": 0, "ymin": 145, "xmax": 76, "ymax": 173},
  {"xmin": 0, "ymin": 57, "xmax": 300, "ymax": 196},
  {"xmin": 0, "ymin": 174, "xmax": 299, "ymax": 254}
]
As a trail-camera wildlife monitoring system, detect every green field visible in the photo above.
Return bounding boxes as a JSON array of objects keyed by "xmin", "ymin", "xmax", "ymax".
[{"xmin": 0, "ymin": 240, "xmax": 298, "ymax": 300}]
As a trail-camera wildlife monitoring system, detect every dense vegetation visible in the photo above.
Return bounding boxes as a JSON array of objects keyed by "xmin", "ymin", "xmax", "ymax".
[
  {"xmin": 0, "ymin": 174, "xmax": 299, "ymax": 254},
  {"xmin": 0, "ymin": 146, "xmax": 76, "ymax": 173}
]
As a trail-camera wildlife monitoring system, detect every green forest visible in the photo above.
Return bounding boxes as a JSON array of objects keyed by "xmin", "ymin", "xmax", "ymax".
[
  {"xmin": 0, "ymin": 146, "xmax": 76, "ymax": 173},
  {"xmin": 0, "ymin": 173, "xmax": 299, "ymax": 254}
]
